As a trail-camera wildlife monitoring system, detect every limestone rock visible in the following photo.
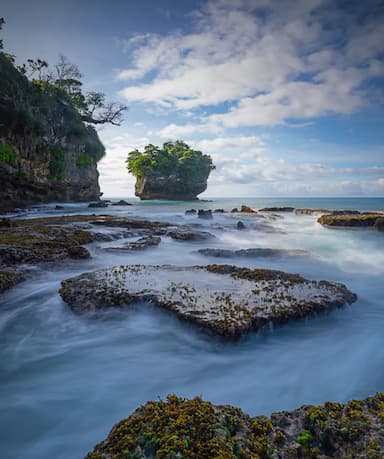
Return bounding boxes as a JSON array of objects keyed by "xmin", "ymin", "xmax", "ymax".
[
  {"xmin": 198, "ymin": 248, "xmax": 309, "ymax": 258},
  {"xmin": 59, "ymin": 264, "xmax": 357, "ymax": 339},
  {"xmin": 166, "ymin": 228, "xmax": 215, "ymax": 241}
]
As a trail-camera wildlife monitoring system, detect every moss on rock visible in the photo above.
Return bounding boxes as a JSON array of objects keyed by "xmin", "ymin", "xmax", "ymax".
[
  {"xmin": 59, "ymin": 264, "xmax": 357, "ymax": 339},
  {"xmin": 318, "ymin": 213, "xmax": 384, "ymax": 229},
  {"xmin": 86, "ymin": 393, "xmax": 384, "ymax": 459}
]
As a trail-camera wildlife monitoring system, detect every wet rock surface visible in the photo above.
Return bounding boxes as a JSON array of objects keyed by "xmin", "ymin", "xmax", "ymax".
[
  {"xmin": 318, "ymin": 213, "xmax": 384, "ymax": 230},
  {"xmin": 0, "ymin": 270, "xmax": 23, "ymax": 293},
  {"xmin": 231, "ymin": 205, "xmax": 258, "ymax": 213},
  {"xmin": 198, "ymin": 248, "xmax": 309, "ymax": 258},
  {"xmin": 88, "ymin": 201, "xmax": 109, "ymax": 208},
  {"xmin": 59, "ymin": 264, "xmax": 357, "ymax": 339},
  {"xmin": 86, "ymin": 392, "xmax": 384, "ymax": 459},
  {"xmin": 166, "ymin": 228, "xmax": 215, "ymax": 241},
  {"xmin": 260, "ymin": 207, "xmax": 295, "ymax": 212},
  {"xmin": 0, "ymin": 215, "xmax": 173, "ymax": 292},
  {"xmin": 111, "ymin": 200, "xmax": 132, "ymax": 206},
  {"xmin": 198, "ymin": 209, "xmax": 213, "ymax": 219},
  {"xmin": 104, "ymin": 236, "xmax": 161, "ymax": 251}
]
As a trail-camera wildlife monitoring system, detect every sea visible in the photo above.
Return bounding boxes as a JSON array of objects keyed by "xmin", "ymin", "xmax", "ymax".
[{"xmin": 0, "ymin": 196, "xmax": 383, "ymax": 458}]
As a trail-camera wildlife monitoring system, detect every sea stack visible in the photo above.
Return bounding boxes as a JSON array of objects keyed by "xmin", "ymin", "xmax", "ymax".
[{"xmin": 126, "ymin": 140, "xmax": 215, "ymax": 200}]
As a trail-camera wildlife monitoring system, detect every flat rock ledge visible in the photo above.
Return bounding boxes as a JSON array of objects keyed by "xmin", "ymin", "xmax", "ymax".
[
  {"xmin": 198, "ymin": 248, "xmax": 309, "ymax": 259},
  {"xmin": 0, "ymin": 215, "xmax": 172, "ymax": 293},
  {"xmin": 59, "ymin": 264, "xmax": 356, "ymax": 339},
  {"xmin": 318, "ymin": 214, "xmax": 384, "ymax": 231},
  {"xmin": 86, "ymin": 392, "xmax": 384, "ymax": 459}
]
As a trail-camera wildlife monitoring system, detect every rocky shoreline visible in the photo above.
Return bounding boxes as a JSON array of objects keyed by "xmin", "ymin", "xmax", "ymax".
[
  {"xmin": 86, "ymin": 392, "xmax": 384, "ymax": 458},
  {"xmin": 1, "ymin": 204, "xmax": 383, "ymax": 459}
]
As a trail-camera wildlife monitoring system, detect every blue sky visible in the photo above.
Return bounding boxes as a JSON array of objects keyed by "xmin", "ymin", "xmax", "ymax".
[{"xmin": 2, "ymin": 0, "xmax": 384, "ymax": 197}]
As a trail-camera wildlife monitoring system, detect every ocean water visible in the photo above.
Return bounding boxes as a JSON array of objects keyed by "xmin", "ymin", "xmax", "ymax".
[{"xmin": 0, "ymin": 197, "xmax": 383, "ymax": 458}]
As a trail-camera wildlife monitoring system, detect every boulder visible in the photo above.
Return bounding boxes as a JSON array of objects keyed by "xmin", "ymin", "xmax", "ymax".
[
  {"xmin": 185, "ymin": 209, "xmax": 197, "ymax": 215},
  {"xmin": 166, "ymin": 228, "xmax": 215, "ymax": 241},
  {"xmin": 60, "ymin": 264, "xmax": 357, "ymax": 339},
  {"xmin": 198, "ymin": 209, "xmax": 213, "ymax": 219},
  {"xmin": 237, "ymin": 221, "xmax": 246, "ymax": 230}
]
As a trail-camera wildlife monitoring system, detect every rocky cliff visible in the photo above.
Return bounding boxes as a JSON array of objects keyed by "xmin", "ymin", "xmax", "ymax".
[
  {"xmin": 0, "ymin": 53, "xmax": 104, "ymax": 210},
  {"xmin": 135, "ymin": 170, "xmax": 209, "ymax": 200}
]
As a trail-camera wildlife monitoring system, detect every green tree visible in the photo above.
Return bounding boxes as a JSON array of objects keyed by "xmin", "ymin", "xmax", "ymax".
[{"xmin": 126, "ymin": 141, "xmax": 215, "ymax": 181}]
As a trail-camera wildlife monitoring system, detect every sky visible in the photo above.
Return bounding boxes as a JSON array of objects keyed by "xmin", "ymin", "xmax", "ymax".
[{"xmin": 2, "ymin": 0, "xmax": 384, "ymax": 197}]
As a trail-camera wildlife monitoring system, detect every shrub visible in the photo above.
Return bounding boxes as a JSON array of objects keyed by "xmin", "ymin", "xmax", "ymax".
[
  {"xmin": 76, "ymin": 153, "xmax": 94, "ymax": 168},
  {"xmin": 48, "ymin": 147, "xmax": 66, "ymax": 180},
  {"xmin": 0, "ymin": 143, "xmax": 16, "ymax": 163}
]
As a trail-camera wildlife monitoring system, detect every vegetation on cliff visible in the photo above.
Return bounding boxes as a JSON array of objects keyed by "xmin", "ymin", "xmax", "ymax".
[{"xmin": 126, "ymin": 141, "xmax": 215, "ymax": 200}]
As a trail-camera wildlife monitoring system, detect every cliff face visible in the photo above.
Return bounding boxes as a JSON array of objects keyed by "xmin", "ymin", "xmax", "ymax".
[
  {"xmin": 135, "ymin": 170, "xmax": 209, "ymax": 200},
  {"xmin": 0, "ymin": 53, "xmax": 104, "ymax": 209}
]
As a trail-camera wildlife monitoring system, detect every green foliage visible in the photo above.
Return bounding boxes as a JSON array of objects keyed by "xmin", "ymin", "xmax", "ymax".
[
  {"xmin": 76, "ymin": 153, "xmax": 94, "ymax": 168},
  {"xmin": 48, "ymin": 147, "xmax": 66, "ymax": 180},
  {"xmin": 0, "ymin": 143, "xmax": 16, "ymax": 163},
  {"xmin": 296, "ymin": 429, "xmax": 313, "ymax": 447},
  {"xmin": 126, "ymin": 140, "xmax": 215, "ymax": 183},
  {"xmin": 17, "ymin": 171, "xmax": 28, "ymax": 179},
  {"xmin": 68, "ymin": 119, "xmax": 88, "ymax": 138}
]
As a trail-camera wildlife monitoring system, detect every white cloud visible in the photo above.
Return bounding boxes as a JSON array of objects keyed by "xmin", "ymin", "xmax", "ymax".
[
  {"xmin": 158, "ymin": 123, "xmax": 221, "ymax": 138},
  {"xmin": 189, "ymin": 136, "xmax": 267, "ymax": 158},
  {"xmin": 117, "ymin": 0, "xmax": 384, "ymax": 127}
]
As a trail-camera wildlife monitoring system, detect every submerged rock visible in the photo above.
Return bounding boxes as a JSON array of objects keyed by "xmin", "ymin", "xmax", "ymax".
[
  {"xmin": 166, "ymin": 228, "xmax": 215, "ymax": 241},
  {"xmin": 374, "ymin": 217, "xmax": 384, "ymax": 232},
  {"xmin": 198, "ymin": 248, "xmax": 309, "ymax": 258},
  {"xmin": 86, "ymin": 392, "xmax": 384, "ymax": 459},
  {"xmin": 88, "ymin": 201, "xmax": 109, "ymax": 208},
  {"xmin": 198, "ymin": 209, "xmax": 213, "ymax": 219},
  {"xmin": 237, "ymin": 221, "xmax": 246, "ymax": 230},
  {"xmin": 295, "ymin": 208, "xmax": 330, "ymax": 215},
  {"xmin": 0, "ymin": 270, "xmax": 23, "ymax": 293},
  {"xmin": 111, "ymin": 199, "xmax": 132, "ymax": 206},
  {"xmin": 185, "ymin": 209, "xmax": 197, "ymax": 215},
  {"xmin": 259, "ymin": 207, "xmax": 295, "ymax": 212},
  {"xmin": 296, "ymin": 208, "xmax": 373, "ymax": 217},
  {"xmin": 105, "ymin": 236, "xmax": 161, "ymax": 251},
  {"xmin": 60, "ymin": 264, "xmax": 356, "ymax": 339}
]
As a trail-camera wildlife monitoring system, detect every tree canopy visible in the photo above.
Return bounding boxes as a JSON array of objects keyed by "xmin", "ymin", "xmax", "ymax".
[
  {"xmin": 0, "ymin": 19, "xmax": 127, "ymax": 126},
  {"xmin": 126, "ymin": 141, "xmax": 215, "ymax": 181}
]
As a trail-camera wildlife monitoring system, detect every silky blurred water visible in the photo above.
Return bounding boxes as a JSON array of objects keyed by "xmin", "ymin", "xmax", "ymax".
[{"xmin": 1, "ymin": 197, "xmax": 383, "ymax": 458}]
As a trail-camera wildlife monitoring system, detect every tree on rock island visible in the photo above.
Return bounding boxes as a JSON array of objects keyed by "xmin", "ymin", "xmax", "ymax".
[{"xmin": 126, "ymin": 141, "xmax": 215, "ymax": 200}]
